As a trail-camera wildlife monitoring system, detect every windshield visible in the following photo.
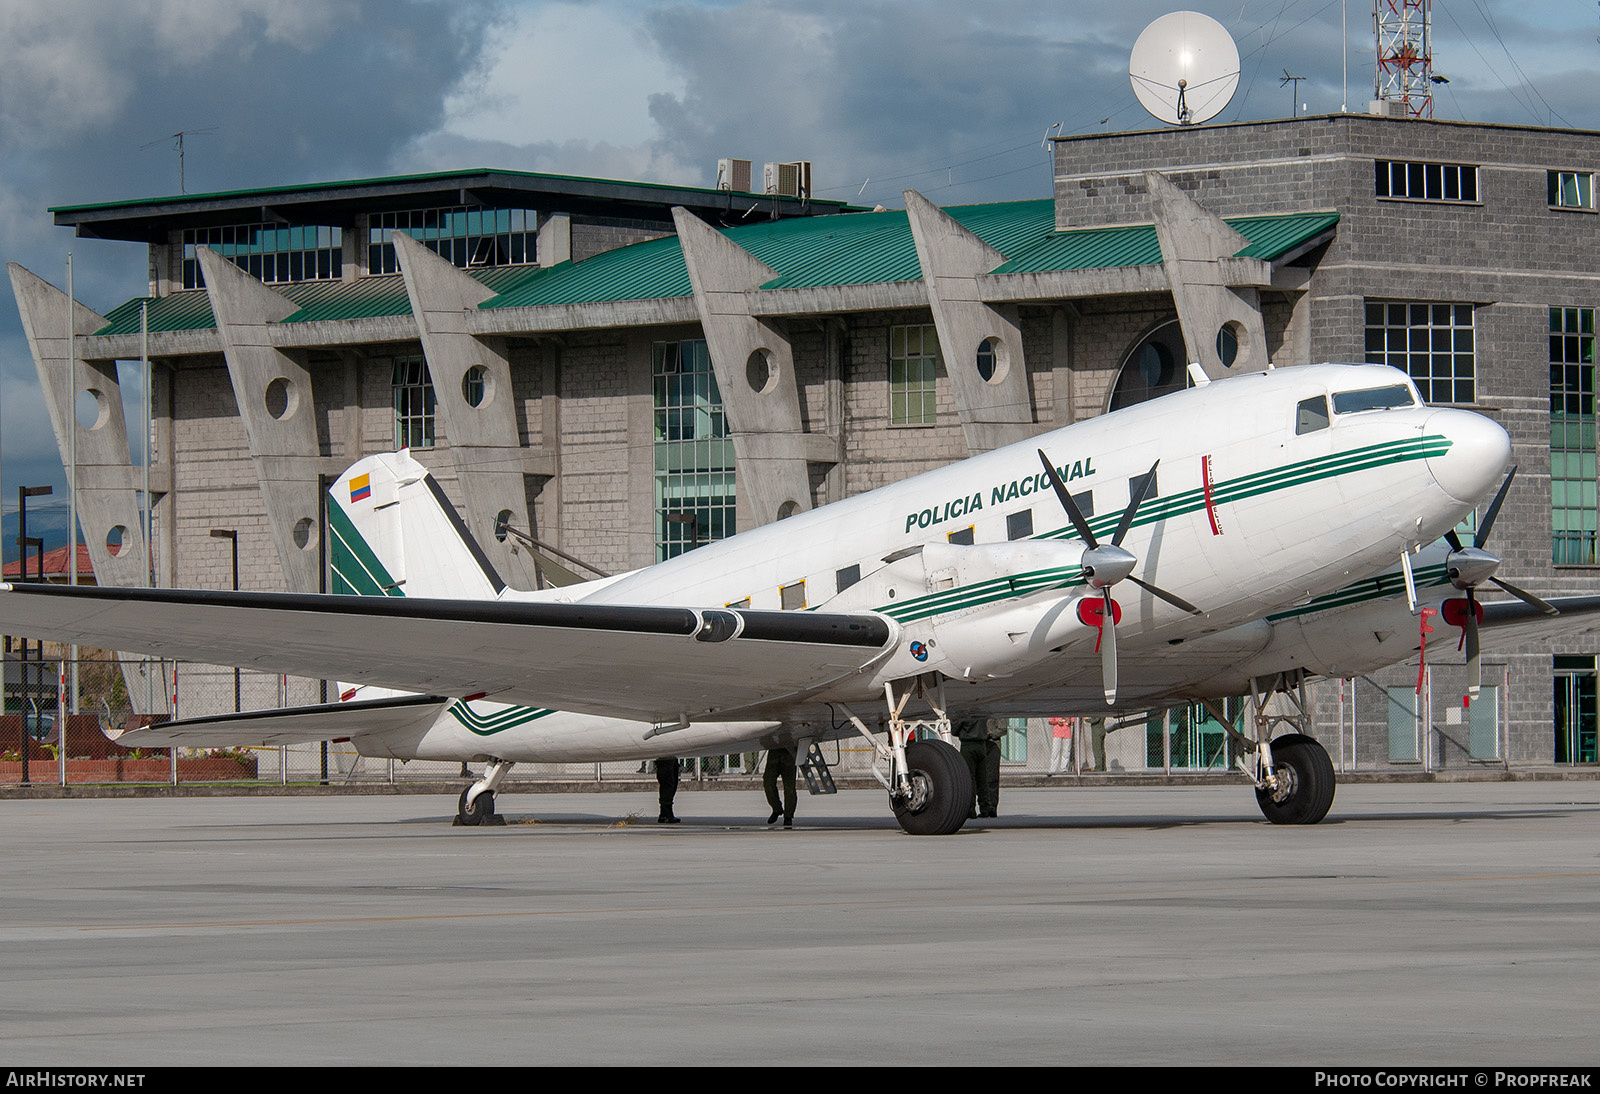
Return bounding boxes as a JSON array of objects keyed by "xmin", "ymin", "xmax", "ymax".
[{"xmin": 1331, "ymin": 385, "xmax": 1416, "ymax": 414}]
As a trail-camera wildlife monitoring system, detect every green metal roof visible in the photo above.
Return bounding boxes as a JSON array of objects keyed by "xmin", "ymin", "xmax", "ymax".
[
  {"xmin": 91, "ymin": 203, "xmax": 1340, "ymax": 337},
  {"xmin": 992, "ymin": 210, "xmax": 1340, "ymax": 275}
]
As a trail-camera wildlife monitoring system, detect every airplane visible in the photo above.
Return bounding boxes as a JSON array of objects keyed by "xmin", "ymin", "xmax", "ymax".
[{"xmin": 4, "ymin": 360, "xmax": 1598, "ymax": 835}]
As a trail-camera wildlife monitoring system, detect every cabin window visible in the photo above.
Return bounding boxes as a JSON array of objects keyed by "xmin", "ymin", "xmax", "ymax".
[
  {"xmin": 1364, "ymin": 301, "xmax": 1475, "ymax": 404},
  {"xmin": 780, "ymin": 581, "xmax": 806, "ymax": 610},
  {"xmin": 947, "ymin": 526, "xmax": 974, "ymax": 545},
  {"xmin": 889, "ymin": 324, "xmax": 939, "ymax": 426},
  {"xmin": 727, "ymin": 597, "xmax": 751, "ymax": 609},
  {"xmin": 835, "ymin": 565, "xmax": 860, "ymax": 593},
  {"xmin": 1295, "ymin": 396, "xmax": 1330, "ymax": 434},
  {"xmin": 1332, "ymin": 385, "xmax": 1414, "ymax": 414},
  {"xmin": 1007, "ymin": 510, "xmax": 1034, "ymax": 540}
]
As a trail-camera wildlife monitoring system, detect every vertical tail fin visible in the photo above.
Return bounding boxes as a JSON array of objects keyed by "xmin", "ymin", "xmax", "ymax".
[{"xmin": 328, "ymin": 452, "xmax": 505, "ymax": 600}]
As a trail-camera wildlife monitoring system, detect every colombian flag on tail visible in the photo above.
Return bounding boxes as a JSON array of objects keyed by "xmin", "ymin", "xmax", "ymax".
[{"xmin": 349, "ymin": 474, "xmax": 371, "ymax": 503}]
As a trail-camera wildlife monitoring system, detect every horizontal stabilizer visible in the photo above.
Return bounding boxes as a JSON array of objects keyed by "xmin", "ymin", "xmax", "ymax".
[{"xmin": 114, "ymin": 693, "xmax": 451, "ymax": 749}]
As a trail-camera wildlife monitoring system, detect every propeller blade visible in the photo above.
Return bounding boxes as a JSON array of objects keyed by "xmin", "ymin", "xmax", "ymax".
[
  {"xmin": 1443, "ymin": 529, "xmax": 1464, "ymax": 553},
  {"xmin": 1037, "ymin": 449, "xmax": 1098, "ymax": 548},
  {"xmin": 1488, "ymin": 576, "xmax": 1559, "ymax": 617},
  {"xmin": 1474, "ymin": 465, "xmax": 1517, "ymax": 548},
  {"xmin": 1465, "ymin": 589, "xmax": 1481, "ymax": 697},
  {"xmin": 1100, "ymin": 589, "xmax": 1117, "ymax": 706},
  {"xmin": 1111, "ymin": 459, "xmax": 1161, "ymax": 548},
  {"xmin": 1126, "ymin": 575, "xmax": 1204, "ymax": 616}
]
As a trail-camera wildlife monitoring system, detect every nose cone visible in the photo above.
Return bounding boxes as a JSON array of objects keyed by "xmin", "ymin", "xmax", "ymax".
[{"xmin": 1425, "ymin": 410, "xmax": 1512, "ymax": 504}]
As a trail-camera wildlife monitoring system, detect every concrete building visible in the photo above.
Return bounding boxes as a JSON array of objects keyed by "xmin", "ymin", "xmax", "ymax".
[{"xmin": 9, "ymin": 116, "xmax": 1600, "ymax": 774}]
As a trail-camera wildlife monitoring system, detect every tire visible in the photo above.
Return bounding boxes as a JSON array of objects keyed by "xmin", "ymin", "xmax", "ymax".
[
  {"xmin": 891, "ymin": 739, "xmax": 974, "ymax": 835},
  {"xmin": 457, "ymin": 786, "xmax": 496, "ymax": 826},
  {"xmin": 1255, "ymin": 733, "xmax": 1336, "ymax": 825}
]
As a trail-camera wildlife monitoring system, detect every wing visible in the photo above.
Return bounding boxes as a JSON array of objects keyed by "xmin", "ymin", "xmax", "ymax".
[
  {"xmin": 1480, "ymin": 595, "xmax": 1600, "ymax": 646},
  {"xmin": 0, "ymin": 583, "xmax": 895, "ymax": 723},
  {"xmin": 115, "ymin": 693, "xmax": 451, "ymax": 749}
]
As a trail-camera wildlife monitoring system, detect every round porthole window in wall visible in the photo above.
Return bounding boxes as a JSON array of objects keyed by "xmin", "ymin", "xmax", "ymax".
[
  {"xmin": 292, "ymin": 517, "xmax": 317, "ymax": 551},
  {"xmin": 265, "ymin": 377, "xmax": 298, "ymax": 421},
  {"xmin": 975, "ymin": 337, "xmax": 1007, "ymax": 384},
  {"xmin": 1216, "ymin": 322, "xmax": 1242, "ymax": 368},
  {"xmin": 462, "ymin": 365, "xmax": 492, "ymax": 408},
  {"xmin": 75, "ymin": 388, "xmax": 108, "ymax": 431},
  {"xmin": 105, "ymin": 525, "xmax": 127, "ymax": 557},
  {"xmin": 494, "ymin": 509, "xmax": 513, "ymax": 542},
  {"xmin": 746, "ymin": 348, "xmax": 777, "ymax": 394}
]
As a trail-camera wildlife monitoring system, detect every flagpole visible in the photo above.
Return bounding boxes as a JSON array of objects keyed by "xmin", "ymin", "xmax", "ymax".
[{"xmin": 66, "ymin": 254, "xmax": 79, "ymax": 715}]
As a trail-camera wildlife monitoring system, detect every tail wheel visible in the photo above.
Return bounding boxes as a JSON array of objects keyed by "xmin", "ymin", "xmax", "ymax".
[
  {"xmin": 891, "ymin": 740, "xmax": 973, "ymax": 836},
  {"xmin": 457, "ymin": 786, "xmax": 497, "ymax": 827},
  {"xmin": 1255, "ymin": 733, "xmax": 1336, "ymax": 825}
]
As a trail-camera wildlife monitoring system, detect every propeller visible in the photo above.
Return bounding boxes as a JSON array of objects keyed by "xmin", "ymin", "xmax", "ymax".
[
  {"xmin": 1442, "ymin": 465, "xmax": 1557, "ymax": 696},
  {"xmin": 1038, "ymin": 450, "xmax": 1203, "ymax": 705}
]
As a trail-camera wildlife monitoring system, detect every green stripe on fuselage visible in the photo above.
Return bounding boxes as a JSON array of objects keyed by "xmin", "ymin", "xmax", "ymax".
[{"xmin": 877, "ymin": 436, "xmax": 1451, "ymax": 623}]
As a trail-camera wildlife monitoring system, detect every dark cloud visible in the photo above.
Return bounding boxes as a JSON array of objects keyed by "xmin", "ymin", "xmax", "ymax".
[{"xmin": 0, "ymin": 0, "xmax": 500, "ymax": 518}]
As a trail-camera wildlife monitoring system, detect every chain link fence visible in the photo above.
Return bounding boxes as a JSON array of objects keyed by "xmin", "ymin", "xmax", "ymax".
[{"xmin": 0, "ymin": 655, "xmax": 1521, "ymax": 787}]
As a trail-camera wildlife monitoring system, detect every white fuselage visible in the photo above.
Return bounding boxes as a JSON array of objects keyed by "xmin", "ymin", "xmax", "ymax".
[{"xmin": 377, "ymin": 364, "xmax": 1510, "ymax": 762}]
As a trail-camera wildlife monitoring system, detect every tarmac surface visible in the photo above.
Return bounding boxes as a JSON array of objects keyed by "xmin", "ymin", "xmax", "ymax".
[{"xmin": 1, "ymin": 781, "xmax": 1597, "ymax": 1067}]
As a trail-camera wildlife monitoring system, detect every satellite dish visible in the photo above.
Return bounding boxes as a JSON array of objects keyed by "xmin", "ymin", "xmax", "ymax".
[{"xmin": 1129, "ymin": 11, "xmax": 1240, "ymax": 126}]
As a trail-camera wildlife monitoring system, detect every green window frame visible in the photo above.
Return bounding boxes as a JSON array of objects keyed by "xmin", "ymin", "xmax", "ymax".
[{"xmin": 1551, "ymin": 306, "xmax": 1597, "ymax": 564}]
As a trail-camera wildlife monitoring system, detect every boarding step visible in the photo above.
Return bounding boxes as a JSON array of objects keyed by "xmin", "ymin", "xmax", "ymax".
[{"xmin": 799, "ymin": 744, "xmax": 837, "ymax": 795}]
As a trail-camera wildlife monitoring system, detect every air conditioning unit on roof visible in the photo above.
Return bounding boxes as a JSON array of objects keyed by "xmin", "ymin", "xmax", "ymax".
[
  {"xmin": 763, "ymin": 161, "xmax": 812, "ymax": 199},
  {"xmin": 716, "ymin": 157, "xmax": 752, "ymax": 193}
]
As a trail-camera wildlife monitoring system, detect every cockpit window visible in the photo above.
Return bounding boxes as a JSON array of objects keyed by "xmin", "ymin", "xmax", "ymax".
[
  {"xmin": 1332, "ymin": 385, "xmax": 1416, "ymax": 414},
  {"xmin": 1295, "ymin": 396, "xmax": 1330, "ymax": 434}
]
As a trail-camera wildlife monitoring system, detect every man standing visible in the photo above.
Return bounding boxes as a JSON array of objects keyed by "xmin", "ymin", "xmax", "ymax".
[
  {"xmin": 954, "ymin": 718, "xmax": 1003, "ymax": 819},
  {"xmin": 655, "ymin": 756, "xmax": 681, "ymax": 823},
  {"xmin": 764, "ymin": 745, "xmax": 797, "ymax": 828}
]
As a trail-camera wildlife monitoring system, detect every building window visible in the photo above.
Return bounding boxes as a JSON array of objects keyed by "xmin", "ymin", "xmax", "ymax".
[
  {"xmin": 654, "ymin": 340, "xmax": 736, "ymax": 561},
  {"xmin": 1110, "ymin": 320, "xmax": 1187, "ymax": 411},
  {"xmin": 1551, "ymin": 306, "xmax": 1596, "ymax": 565},
  {"xmin": 1548, "ymin": 171, "xmax": 1595, "ymax": 211},
  {"xmin": 1374, "ymin": 160, "xmax": 1478, "ymax": 203},
  {"xmin": 392, "ymin": 356, "xmax": 436, "ymax": 449},
  {"xmin": 889, "ymin": 324, "xmax": 939, "ymax": 426},
  {"xmin": 368, "ymin": 206, "xmax": 537, "ymax": 275},
  {"xmin": 182, "ymin": 224, "xmax": 342, "ymax": 289},
  {"xmin": 1364, "ymin": 301, "xmax": 1475, "ymax": 404}
]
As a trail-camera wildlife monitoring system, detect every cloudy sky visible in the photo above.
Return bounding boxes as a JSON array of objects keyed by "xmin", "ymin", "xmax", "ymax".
[{"xmin": 1, "ymin": 0, "xmax": 1596, "ymax": 542}]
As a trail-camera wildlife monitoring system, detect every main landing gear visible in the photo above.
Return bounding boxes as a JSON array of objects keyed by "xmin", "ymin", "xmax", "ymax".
[
  {"xmin": 456, "ymin": 758, "xmax": 514, "ymax": 826},
  {"xmin": 1210, "ymin": 672, "xmax": 1336, "ymax": 825},
  {"xmin": 840, "ymin": 675, "xmax": 973, "ymax": 836}
]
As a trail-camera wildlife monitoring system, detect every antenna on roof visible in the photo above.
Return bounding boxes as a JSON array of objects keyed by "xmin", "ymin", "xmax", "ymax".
[{"xmin": 139, "ymin": 128, "xmax": 218, "ymax": 193}]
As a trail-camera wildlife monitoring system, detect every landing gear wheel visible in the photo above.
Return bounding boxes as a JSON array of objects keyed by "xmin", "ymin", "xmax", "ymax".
[
  {"xmin": 1255, "ymin": 733, "xmax": 1336, "ymax": 825},
  {"xmin": 456, "ymin": 786, "xmax": 503, "ymax": 827},
  {"xmin": 891, "ymin": 740, "xmax": 973, "ymax": 836}
]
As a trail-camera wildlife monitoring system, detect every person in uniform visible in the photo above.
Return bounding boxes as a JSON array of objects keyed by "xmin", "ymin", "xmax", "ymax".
[
  {"xmin": 655, "ymin": 756, "xmax": 681, "ymax": 823},
  {"xmin": 764, "ymin": 745, "xmax": 798, "ymax": 828}
]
